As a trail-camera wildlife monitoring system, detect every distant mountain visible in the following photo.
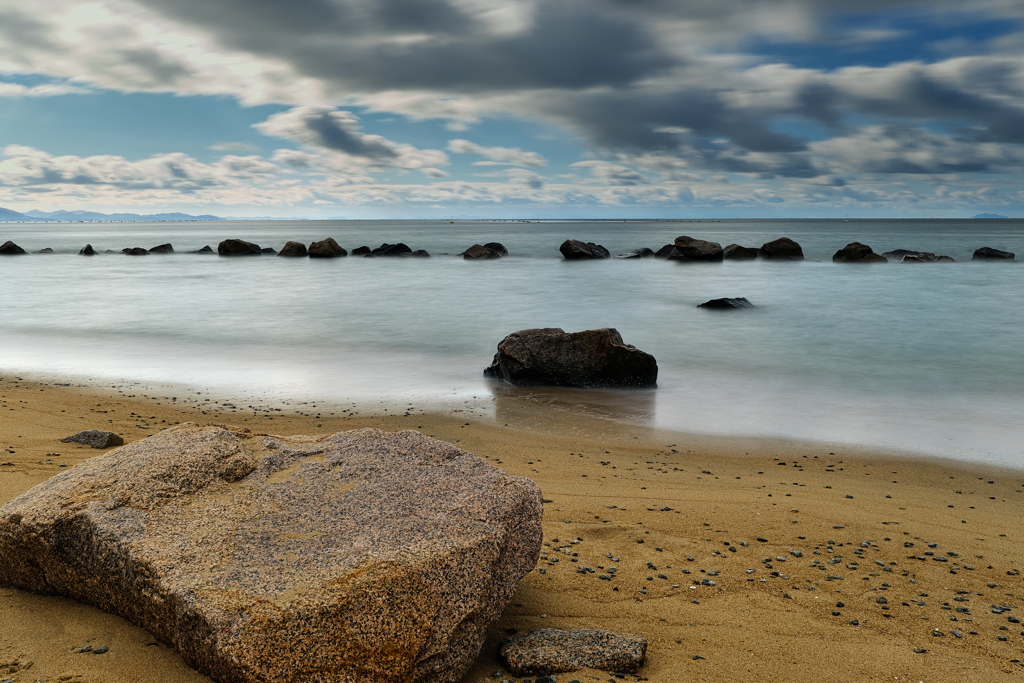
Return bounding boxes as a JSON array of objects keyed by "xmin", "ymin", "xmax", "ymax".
[
  {"xmin": 972, "ymin": 213, "xmax": 1010, "ymax": 219},
  {"xmin": 19, "ymin": 209, "xmax": 224, "ymax": 221},
  {"xmin": 0, "ymin": 206, "xmax": 44, "ymax": 221}
]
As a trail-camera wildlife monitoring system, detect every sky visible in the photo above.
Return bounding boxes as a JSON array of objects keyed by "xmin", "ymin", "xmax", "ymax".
[{"xmin": 1, "ymin": 0, "xmax": 1024, "ymax": 218}]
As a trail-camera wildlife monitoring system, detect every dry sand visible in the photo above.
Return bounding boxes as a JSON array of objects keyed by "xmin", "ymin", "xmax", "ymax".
[{"xmin": 1, "ymin": 375, "xmax": 1022, "ymax": 682}]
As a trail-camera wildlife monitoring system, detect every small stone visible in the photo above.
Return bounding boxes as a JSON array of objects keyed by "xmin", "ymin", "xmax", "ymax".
[
  {"xmin": 60, "ymin": 430, "xmax": 124, "ymax": 449},
  {"xmin": 92, "ymin": 644, "xmax": 109, "ymax": 654}
]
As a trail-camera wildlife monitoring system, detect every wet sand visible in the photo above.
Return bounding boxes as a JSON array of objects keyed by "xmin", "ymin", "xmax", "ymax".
[{"xmin": 1, "ymin": 375, "xmax": 1023, "ymax": 682}]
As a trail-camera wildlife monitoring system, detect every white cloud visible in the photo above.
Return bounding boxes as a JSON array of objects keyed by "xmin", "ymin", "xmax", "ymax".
[{"xmin": 447, "ymin": 139, "xmax": 546, "ymax": 166}]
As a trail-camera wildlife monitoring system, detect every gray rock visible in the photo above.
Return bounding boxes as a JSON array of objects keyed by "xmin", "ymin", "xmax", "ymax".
[
  {"xmin": 187, "ymin": 245, "xmax": 215, "ymax": 254},
  {"xmin": 667, "ymin": 236, "xmax": 723, "ymax": 262},
  {"xmin": 79, "ymin": 244, "xmax": 97, "ymax": 256},
  {"xmin": 759, "ymin": 237, "xmax": 804, "ymax": 260},
  {"xmin": 0, "ymin": 241, "xmax": 27, "ymax": 255},
  {"xmin": 59, "ymin": 430, "xmax": 124, "ymax": 449},
  {"xmin": 278, "ymin": 241, "xmax": 308, "ymax": 257},
  {"xmin": 371, "ymin": 243, "xmax": 412, "ymax": 257},
  {"xmin": 500, "ymin": 629, "xmax": 647, "ymax": 676},
  {"xmin": 308, "ymin": 237, "xmax": 347, "ymax": 258},
  {"xmin": 34, "ymin": 248, "xmax": 55, "ymax": 254},
  {"xmin": 122, "ymin": 247, "xmax": 149, "ymax": 256},
  {"xmin": 698, "ymin": 297, "xmax": 754, "ymax": 310},
  {"xmin": 217, "ymin": 239, "xmax": 262, "ymax": 256},
  {"xmin": 463, "ymin": 244, "xmax": 501, "ymax": 260},
  {"xmin": 484, "ymin": 328, "xmax": 657, "ymax": 388},
  {"xmin": 1, "ymin": 424, "xmax": 542, "ymax": 683},
  {"xmin": 148, "ymin": 243, "xmax": 174, "ymax": 254},
  {"xmin": 833, "ymin": 242, "xmax": 887, "ymax": 263},
  {"xmin": 973, "ymin": 246, "xmax": 1015, "ymax": 261},
  {"xmin": 723, "ymin": 244, "xmax": 759, "ymax": 259},
  {"xmin": 559, "ymin": 240, "xmax": 610, "ymax": 260}
]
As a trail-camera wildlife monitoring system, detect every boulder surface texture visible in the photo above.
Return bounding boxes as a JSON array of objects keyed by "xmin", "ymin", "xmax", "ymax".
[
  {"xmin": 59, "ymin": 430, "xmax": 124, "ymax": 449},
  {"xmin": 833, "ymin": 242, "xmax": 887, "ymax": 263},
  {"xmin": 0, "ymin": 424, "xmax": 543, "ymax": 683},
  {"xmin": 667, "ymin": 235, "xmax": 723, "ymax": 261},
  {"xmin": 759, "ymin": 237, "xmax": 804, "ymax": 260},
  {"xmin": 500, "ymin": 628, "xmax": 647, "ymax": 675},
  {"xmin": 559, "ymin": 240, "xmax": 610, "ymax": 260},
  {"xmin": 484, "ymin": 328, "xmax": 657, "ymax": 388}
]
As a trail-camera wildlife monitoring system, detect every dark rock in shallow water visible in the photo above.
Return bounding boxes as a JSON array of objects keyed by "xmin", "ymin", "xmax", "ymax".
[
  {"xmin": 308, "ymin": 237, "xmax": 347, "ymax": 258},
  {"xmin": 654, "ymin": 244, "xmax": 676, "ymax": 258},
  {"xmin": 616, "ymin": 248, "xmax": 655, "ymax": 259},
  {"xmin": 371, "ymin": 242, "xmax": 412, "ymax": 257},
  {"xmin": 833, "ymin": 242, "xmax": 887, "ymax": 263},
  {"xmin": 59, "ymin": 430, "xmax": 124, "ymax": 449},
  {"xmin": 260, "ymin": 247, "xmax": 277, "ymax": 255},
  {"xmin": 79, "ymin": 244, "xmax": 97, "ymax": 256},
  {"xmin": 187, "ymin": 245, "xmax": 214, "ymax": 254},
  {"xmin": 463, "ymin": 244, "xmax": 502, "ymax": 260},
  {"xmin": 0, "ymin": 424, "xmax": 542, "ymax": 683},
  {"xmin": 0, "ymin": 241, "xmax": 27, "ymax": 255},
  {"xmin": 699, "ymin": 297, "xmax": 754, "ymax": 310},
  {"xmin": 882, "ymin": 249, "xmax": 955, "ymax": 263},
  {"xmin": 668, "ymin": 236, "xmax": 723, "ymax": 262},
  {"xmin": 973, "ymin": 246, "xmax": 1015, "ymax": 261},
  {"xmin": 351, "ymin": 245, "xmax": 371, "ymax": 256},
  {"xmin": 559, "ymin": 240, "xmax": 610, "ymax": 260},
  {"xmin": 148, "ymin": 243, "xmax": 173, "ymax": 254},
  {"xmin": 500, "ymin": 628, "xmax": 647, "ymax": 676},
  {"xmin": 277, "ymin": 241, "xmax": 308, "ymax": 257},
  {"xmin": 484, "ymin": 242, "xmax": 508, "ymax": 256},
  {"xmin": 122, "ymin": 247, "xmax": 149, "ymax": 256},
  {"xmin": 34, "ymin": 248, "xmax": 55, "ymax": 254},
  {"xmin": 410, "ymin": 249, "xmax": 430, "ymax": 257},
  {"xmin": 723, "ymin": 244, "xmax": 759, "ymax": 259},
  {"xmin": 759, "ymin": 237, "xmax": 804, "ymax": 260},
  {"xmin": 218, "ymin": 239, "xmax": 262, "ymax": 256},
  {"xmin": 484, "ymin": 328, "xmax": 657, "ymax": 388}
]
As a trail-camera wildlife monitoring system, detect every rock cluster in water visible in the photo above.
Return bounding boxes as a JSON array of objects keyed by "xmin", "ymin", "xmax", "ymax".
[{"xmin": 0, "ymin": 423, "xmax": 543, "ymax": 683}]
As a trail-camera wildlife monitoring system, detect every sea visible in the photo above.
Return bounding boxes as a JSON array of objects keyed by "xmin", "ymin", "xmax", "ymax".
[{"xmin": 1, "ymin": 218, "xmax": 1022, "ymax": 469}]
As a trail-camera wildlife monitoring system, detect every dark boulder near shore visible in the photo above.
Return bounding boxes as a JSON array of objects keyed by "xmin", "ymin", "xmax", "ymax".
[
  {"xmin": 187, "ymin": 245, "xmax": 214, "ymax": 254},
  {"xmin": 560, "ymin": 239, "xmax": 610, "ymax": 260},
  {"xmin": 463, "ymin": 244, "xmax": 502, "ymax": 259},
  {"xmin": 759, "ymin": 237, "xmax": 804, "ymax": 260},
  {"xmin": 308, "ymin": 237, "xmax": 347, "ymax": 258},
  {"xmin": 500, "ymin": 628, "xmax": 648, "ymax": 676},
  {"xmin": 882, "ymin": 249, "xmax": 954, "ymax": 263},
  {"xmin": 149, "ymin": 243, "xmax": 173, "ymax": 254},
  {"xmin": 616, "ymin": 248, "xmax": 655, "ymax": 259},
  {"xmin": 654, "ymin": 244, "xmax": 676, "ymax": 258},
  {"xmin": 122, "ymin": 247, "xmax": 149, "ymax": 256},
  {"xmin": 278, "ymin": 241, "xmax": 308, "ymax": 257},
  {"xmin": 484, "ymin": 327, "xmax": 657, "ymax": 389},
  {"xmin": 484, "ymin": 242, "xmax": 508, "ymax": 256},
  {"xmin": 973, "ymin": 246, "xmax": 1016, "ymax": 261},
  {"xmin": 33, "ymin": 248, "xmax": 55, "ymax": 254},
  {"xmin": 369, "ymin": 242, "xmax": 412, "ymax": 257},
  {"xmin": 833, "ymin": 242, "xmax": 887, "ymax": 263},
  {"xmin": 699, "ymin": 297, "xmax": 754, "ymax": 310},
  {"xmin": 218, "ymin": 239, "xmax": 262, "ymax": 256},
  {"xmin": 724, "ymin": 244, "xmax": 759, "ymax": 259},
  {"xmin": 0, "ymin": 241, "xmax": 27, "ymax": 255},
  {"xmin": 351, "ymin": 245, "xmax": 371, "ymax": 256},
  {"xmin": 0, "ymin": 424, "xmax": 543, "ymax": 683},
  {"xmin": 79, "ymin": 244, "xmax": 96, "ymax": 256},
  {"xmin": 667, "ymin": 235, "xmax": 723, "ymax": 262}
]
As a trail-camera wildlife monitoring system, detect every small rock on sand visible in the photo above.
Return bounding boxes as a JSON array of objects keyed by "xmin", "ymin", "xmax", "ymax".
[
  {"xmin": 500, "ymin": 628, "xmax": 647, "ymax": 675},
  {"xmin": 59, "ymin": 430, "xmax": 124, "ymax": 449}
]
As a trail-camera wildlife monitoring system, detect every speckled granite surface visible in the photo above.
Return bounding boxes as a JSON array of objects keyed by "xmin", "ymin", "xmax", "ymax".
[
  {"xmin": 500, "ymin": 628, "xmax": 647, "ymax": 675},
  {"xmin": 0, "ymin": 423, "xmax": 543, "ymax": 683}
]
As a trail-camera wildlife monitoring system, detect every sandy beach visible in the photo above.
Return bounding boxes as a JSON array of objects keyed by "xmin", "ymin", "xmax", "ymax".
[{"xmin": 1, "ymin": 375, "xmax": 1022, "ymax": 682}]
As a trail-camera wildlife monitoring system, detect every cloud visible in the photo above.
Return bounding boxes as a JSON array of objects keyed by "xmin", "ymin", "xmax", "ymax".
[
  {"xmin": 210, "ymin": 142, "xmax": 259, "ymax": 152},
  {"xmin": 447, "ymin": 139, "xmax": 546, "ymax": 166}
]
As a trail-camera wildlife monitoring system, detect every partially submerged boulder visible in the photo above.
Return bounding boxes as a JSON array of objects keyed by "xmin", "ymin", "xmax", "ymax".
[
  {"xmin": 0, "ymin": 241, "xmax": 27, "ymax": 255},
  {"xmin": 654, "ymin": 244, "xmax": 676, "ymax": 258},
  {"xmin": 218, "ymin": 239, "xmax": 262, "ymax": 256},
  {"xmin": 462, "ymin": 244, "xmax": 502, "ymax": 260},
  {"xmin": 667, "ymin": 235, "xmax": 723, "ymax": 262},
  {"xmin": 34, "ymin": 248, "xmax": 55, "ymax": 254},
  {"xmin": 615, "ymin": 248, "xmax": 655, "ymax": 259},
  {"xmin": 122, "ymin": 247, "xmax": 149, "ymax": 256},
  {"xmin": 698, "ymin": 297, "xmax": 754, "ymax": 310},
  {"xmin": 351, "ymin": 245, "xmax": 372, "ymax": 256},
  {"xmin": 882, "ymin": 249, "xmax": 953, "ymax": 263},
  {"xmin": 59, "ymin": 430, "xmax": 124, "ymax": 449},
  {"xmin": 559, "ymin": 240, "xmax": 610, "ymax": 260},
  {"xmin": 973, "ymin": 246, "xmax": 1015, "ymax": 261},
  {"xmin": 759, "ymin": 237, "xmax": 804, "ymax": 260},
  {"xmin": 484, "ymin": 328, "xmax": 657, "ymax": 388},
  {"xmin": 149, "ymin": 243, "xmax": 174, "ymax": 254},
  {"xmin": 500, "ymin": 629, "xmax": 647, "ymax": 676},
  {"xmin": 483, "ymin": 242, "xmax": 508, "ymax": 256},
  {"xmin": 833, "ymin": 242, "xmax": 887, "ymax": 263},
  {"xmin": 371, "ymin": 243, "xmax": 412, "ymax": 257},
  {"xmin": 79, "ymin": 244, "xmax": 97, "ymax": 256},
  {"xmin": 187, "ymin": 245, "xmax": 214, "ymax": 254},
  {"xmin": 278, "ymin": 241, "xmax": 308, "ymax": 257},
  {"xmin": 723, "ymin": 244, "xmax": 759, "ymax": 259},
  {"xmin": 0, "ymin": 424, "xmax": 542, "ymax": 683},
  {"xmin": 308, "ymin": 237, "xmax": 347, "ymax": 258}
]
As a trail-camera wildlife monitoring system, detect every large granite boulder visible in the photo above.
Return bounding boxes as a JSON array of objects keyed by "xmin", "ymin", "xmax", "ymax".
[
  {"xmin": 759, "ymin": 237, "xmax": 804, "ymax": 260},
  {"xmin": 462, "ymin": 244, "xmax": 502, "ymax": 260},
  {"xmin": 723, "ymin": 244, "xmax": 758, "ymax": 259},
  {"xmin": 484, "ymin": 328, "xmax": 657, "ymax": 388},
  {"xmin": 218, "ymin": 239, "xmax": 262, "ymax": 256},
  {"xmin": 0, "ymin": 424, "xmax": 542, "ymax": 683},
  {"xmin": 308, "ymin": 238, "xmax": 348, "ymax": 258},
  {"xmin": 149, "ymin": 243, "xmax": 174, "ymax": 254},
  {"xmin": 278, "ymin": 241, "xmax": 308, "ymax": 257},
  {"xmin": 0, "ymin": 241, "xmax": 27, "ymax": 255},
  {"xmin": 79, "ymin": 244, "xmax": 97, "ymax": 256},
  {"xmin": 667, "ymin": 235, "xmax": 723, "ymax": 262},
  {"xmin": 500, "ymin": 629, "xmax": 647, "ymax": 676},
  {"xmin": 559, "ymin": 240, "xmax": 610, "ymax": 260},
  {"xmin": 833, "ymin": 242, "xmax": 887, "ymax": 263},
  {"xmin": 973, "ymin": 246, "xmax": 1015, "ymax": 261}
]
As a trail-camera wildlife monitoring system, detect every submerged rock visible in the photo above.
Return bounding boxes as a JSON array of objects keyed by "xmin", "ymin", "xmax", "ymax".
[
  {"xmin": 615, "ymin": 248, "xmax": 655, "ymax": 259},
  {"xmin": 667, "ymin": 235, "xmax": 723, "ymax": 262},
  {"xmin": 698, "ymin": 297, "xmax": 754, "ymax": 310},
  {"xmin": 59, "ymin": 430, "xmax": 124, "ymax": 449},
  {"xmin": 79, "ymin": 244, "xmax": 97, "ymax": 256},
  {"xmin": 759, "ymin": 237, "xmax": 804, "ymax": 260},
  {"xmin": 463, "ymin": 244, "xmax": 503, "ymax": 260},
  {"xmin": 260, "ymin": 247, "xmax": 277, "ymax": 255},
  {"xmin": 410, "ymin": 249, "xmax": 430, "ymax": 257},
  {"xmin": 483, "ymin": 242, "xmax": 508, "ymax": 256},
  {"xmin": 973, "ymin": 246, "xmax": 1015, "ymax": 261},
  {"xmin": 559, "ymin": 240, "xmax": 610, "ymax": 260},
  {"xmin": 351, "ymin": 245, "xmax": 371, "ymax": 256},
  {"xmin": 723, "ymin": 244, "xmax": 759, "ymax": 259},
  {"xmin": 33, "ymin": 248, "xmax": 55, "ymax": 254},
  {"xmin": 187, "ymin": 245, "xmax": 214, "ymax": 254},
  {"xmin": 484, "ymin": 327, "xmax": 657, "ymax": 388},
  {"xmin": 0, "ymin": 241, "xmax": 27, "ymax": 255},
  {"xmin": 308, "ymin": 237, "xmax": 347, "ymax": 258},
  {"xmin": 218, "ymin": 239, "xmax": 262, "ymax": 256},
  {"xmin": 833, "ymin": 242, "xmax": 887, "ymax": 263},
  {"xmin": 500, "ymin": 628, "xmax": 647, "ymax": 676},
  {"xmin": 654, "ymin": 244, "xmax": 676, "ymax": 258},
  {"xmin": 371, "ymin": 243, "xmax": 412, "ymax": 257},
  {"xmin": 882, "ymin": 249, "xmax": 955, "ymax": 263},
  {"xmin": 0, "ymin": 424, "xmax": 542, "ymax": 683},
  {"xmin": 278, "ymin": 241, "xmax": 308, "ymax": 257},
  {"xmin": 122, "ymin": 247, "xmax": 149, "ymax": 256},
  {"xmin": 149, "ymin": 243, "xmax": 174, "ymax": 254}
]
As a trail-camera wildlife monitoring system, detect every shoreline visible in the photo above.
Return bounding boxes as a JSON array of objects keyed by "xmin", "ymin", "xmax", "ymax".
[{"xmin": 2, "ymin": 376, "xmax": 1023, "ymax": 681}]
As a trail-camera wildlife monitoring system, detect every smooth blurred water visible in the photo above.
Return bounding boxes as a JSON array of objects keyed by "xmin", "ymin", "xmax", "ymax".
[{"xmin": 1, "ymin": 218, "xmax": 1022, "ymax": 467}]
